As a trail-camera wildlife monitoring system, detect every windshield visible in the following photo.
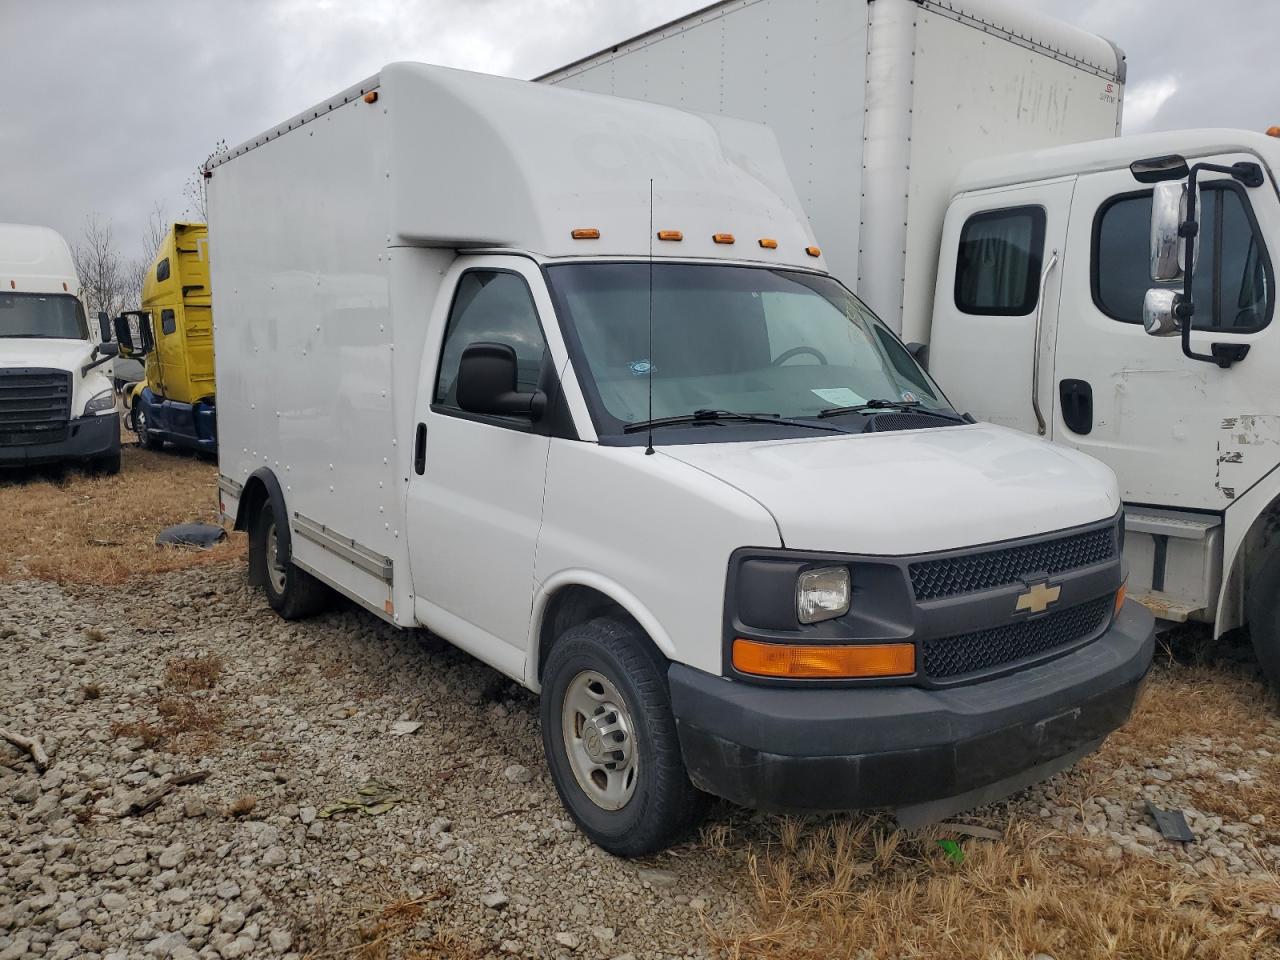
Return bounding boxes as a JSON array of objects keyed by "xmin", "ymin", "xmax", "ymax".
[
  {"xmin": 545, "ymin": 263, "xmax": 950, "ymax": 436},
  {"xmin": 0, "ymin": 293, "xmax": 89, "ymax": 340}
]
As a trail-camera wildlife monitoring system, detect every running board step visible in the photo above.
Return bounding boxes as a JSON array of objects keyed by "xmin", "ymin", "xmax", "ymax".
[{"xmin": 1130, "ymin": 591, "xmax": 1204, "ymax": 624}]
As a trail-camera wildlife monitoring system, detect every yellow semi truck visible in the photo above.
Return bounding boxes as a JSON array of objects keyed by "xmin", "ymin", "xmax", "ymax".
[{"xmin": 115, "ymin": 222, "xmax": 216, "ymax": 453}]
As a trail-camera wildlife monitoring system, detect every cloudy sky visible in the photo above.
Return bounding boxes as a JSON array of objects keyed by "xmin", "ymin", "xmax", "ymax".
[{"xmin": 3, "ymin": 0, "xmax": 1277, "ymax": 267}]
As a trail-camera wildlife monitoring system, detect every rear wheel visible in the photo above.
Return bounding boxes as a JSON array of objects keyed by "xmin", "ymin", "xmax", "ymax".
[
  {"xmin": 251, "ymin": 498, "xmax": 329, "ymax": 620},
  {"xmin": 540, "ymin": 617, "xmax": 708, "ymax": 856},
  {"xmin": 1248, "ymin": 548, "xmax": 1280, "ymax": 688},
  {"xmin": 134, "ymin": 405, "xmax": 163, "ymax": 451}
]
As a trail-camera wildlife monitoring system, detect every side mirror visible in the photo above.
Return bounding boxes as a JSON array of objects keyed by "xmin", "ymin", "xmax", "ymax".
[
  {"xmin": 97, "ymin": 311, "xmax": 112, "ymax": 343},
  {"xmin": 1143, "ymin": 288, "xmax": 1181, "ymax": 337},
  {"xmin": 455, "ymin": 342, "xmax": 546, "ymax": 420},
  {"xmin": 905, "ymin": 341, "xmax": 929, "ymax": 369},
  {"xmin": 113, "ymin": 311, "xmax": 155, "ymax": 357},
  {"xmin": 95, "ymin": 341, "xmax": 120, "ymax": 358},
  {"xmin": 1150, "ymin": 180, "xmax": 1198, "ymax": 282}
]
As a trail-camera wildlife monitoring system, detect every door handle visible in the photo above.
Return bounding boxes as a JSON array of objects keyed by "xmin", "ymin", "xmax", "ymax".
[
  {"xmin": 1058, "ymin": 379, "xmax": 1093, "ymax": 435},
  {"xmin": 414, "ymin": 422, "xmax": 427, "ymax": 475}
]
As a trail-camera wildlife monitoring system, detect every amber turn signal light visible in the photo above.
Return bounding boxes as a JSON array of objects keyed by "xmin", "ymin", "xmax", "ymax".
[
  {"xmin": 657, "ymin": 230, "xmax": 683, "ymax": 241},
  {"xmin": 732, "ymin": 639, "xmax": 915, "ymax": 679},
  {"xmin": 1114, "ymin": 582, "xmax": 1127, "ymax": 616},
  {"xmin": 713, "ymin": 233, "xmax": 736, "ymax": 245},
  {"xmin": 571, "ymin": 228, "xmax": 601, "ymax": 240}
]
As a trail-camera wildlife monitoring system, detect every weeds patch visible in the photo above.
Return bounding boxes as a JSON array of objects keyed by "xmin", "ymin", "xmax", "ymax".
[{"xmin": 165, "ymin": 654, "xmax": 223, "ymax": 692}]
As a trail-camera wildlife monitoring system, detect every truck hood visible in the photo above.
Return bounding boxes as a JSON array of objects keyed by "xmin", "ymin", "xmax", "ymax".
[
  {"xmin": 0, "ymin": 338, "xmax": 94, "ymax": 371},
  {"xmin": 658, "ymin": 423, "xmax": 1120, "ymax": 555}
]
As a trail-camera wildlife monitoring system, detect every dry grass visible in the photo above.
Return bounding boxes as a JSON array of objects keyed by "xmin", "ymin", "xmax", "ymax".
[
  {"xmin": 0, "ymin": 443, "xmax": 245, "ymax": 583},
  {"xmin": 709, "ymin": 663, "xmax": 1280, "ymax": 959},
  {"xmin": 710, "ymin": 817, "xmax": 1279, "ymax": 960},
  {"xmin": 109, "ymin": 719, "xmax": 164, "ymax": 750},
  {"xmin": 165, "ymin": 654, "xmax": 224, "ymax": 692}
]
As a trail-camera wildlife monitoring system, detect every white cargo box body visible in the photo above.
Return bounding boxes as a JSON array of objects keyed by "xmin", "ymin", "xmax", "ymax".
[
  {"xmin": 539, "ymin": 0, "xmax": 1126, "ymax": 342},
  {"xmin": 207, "ymin": 63, "xmax": 822, "ymax": 626}
]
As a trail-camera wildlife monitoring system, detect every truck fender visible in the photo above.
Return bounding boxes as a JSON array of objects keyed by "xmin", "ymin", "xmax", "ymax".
[
  {"xmin": 1214, "ymin": 470, "xmax": 1280, "ymax": 637},
  {"xmin": 525, "ymin": 569, "xmax": 678, "ymax": 692},
  {"xmin": 236, "ymin": 467, "xmax": 291, "ymax": 589}
]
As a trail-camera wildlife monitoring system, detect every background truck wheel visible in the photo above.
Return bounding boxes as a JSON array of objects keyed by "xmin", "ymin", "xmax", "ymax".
[
  {"xmin": 90, "ymin": 449, "xmax": 121, "ymax": 476},
  {"xmin": 540, "ymin": 617, "xmax": 709, "ymax": 857},
  {"xmin": 134, "ymin": 405, "xmax": 163, "ymax": 451},
  {"xmin": 1247, "ymin": 548, "xmax": 1280, "ymax": 688},
  {"xmin": 251, "ymin": 499, "xmax": 329, "ymax": 620}
]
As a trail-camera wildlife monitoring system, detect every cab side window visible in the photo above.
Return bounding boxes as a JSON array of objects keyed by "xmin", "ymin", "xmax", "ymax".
[
  {"xmin": 161, "ymin": 309, "xmax": 176, "ymax": 336},
  {"xmin": 954, "ymin": 206, "xmax": 1046, "ymax": 315},
  {"xmin": 1093, "ymin": 183, "xmax": 1273, "ymax": 332},
  {"xmin": 156, "ymin": 258, "xmax": 171, "ymax": 283},
  {"xmin": 434, "ymin": 270, "xmax": 548, "ymax": 412}
]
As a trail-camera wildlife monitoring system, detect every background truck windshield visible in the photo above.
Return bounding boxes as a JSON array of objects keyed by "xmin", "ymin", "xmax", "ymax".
[
  {"xmin": 0, "ymin": 293, "xmax": 88, "ymax": 340},
  {"xmin": 546, "ymin": 263, "xmax": 948, "ymax": 432}
]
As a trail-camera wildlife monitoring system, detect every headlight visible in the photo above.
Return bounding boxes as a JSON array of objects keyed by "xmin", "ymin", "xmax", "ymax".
[
  {"xmin": 796, "ymin": 566, "xmax": 851, "ymax": 624},
  {"xmin": 84, "ymin": 390, "xmax": 116, "ymax": 415}
]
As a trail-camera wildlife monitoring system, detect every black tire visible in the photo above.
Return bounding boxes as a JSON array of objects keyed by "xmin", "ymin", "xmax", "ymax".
[
  {"xmin": 250, "ymin": 498, "xmax": 329, "ymax": 620},
  {"xmin": 540, "ymin": 617, "xmax": 708, "ymax": 857},
  {"xmin": 1248, "ymin": 548, "xmax": 1280, "ymax": 688},
  {"xmin": 90, "ymin": 449, "xmax": 121, "ymax": 476},
  {"xmin": 134, "ymin": 405, "xmax": 163, "ymax": 451}
]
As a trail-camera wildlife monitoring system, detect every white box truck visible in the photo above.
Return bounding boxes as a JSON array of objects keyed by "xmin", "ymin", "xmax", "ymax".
[
  {"xmin": 540, "ymin": 0, "xmax": 1280, "ymax": 687},
  {"xmin": 0, "ymin": 223, "xmax": 121, "ymax": 473},
  {"xmin": 208, "ymin": 63, "xmax": 1153, "ymax": 855}
]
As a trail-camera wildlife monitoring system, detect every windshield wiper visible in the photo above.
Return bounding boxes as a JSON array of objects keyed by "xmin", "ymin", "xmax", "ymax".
[
  {"xmin": 816, "ymin": 399, "xmax": 968, "ymax": 423},
  {"xmin": 624, "ymin": 409, "xmax": 844, "ymax": 434}
]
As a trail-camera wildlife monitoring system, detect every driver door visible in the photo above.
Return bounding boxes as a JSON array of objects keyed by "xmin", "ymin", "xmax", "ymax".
[{"xmin": 405, "ymin": 257, "xmax": 558, "ymax": 678}]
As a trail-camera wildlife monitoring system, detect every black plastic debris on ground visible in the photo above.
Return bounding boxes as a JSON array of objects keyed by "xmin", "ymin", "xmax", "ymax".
[
  {"xmin": 1145, "ymin": 800, "xmax": 1195, "ymax": 842},
  {"xmin": 156, "ymin": 522, "xmax": 227, "ymax": 550}
]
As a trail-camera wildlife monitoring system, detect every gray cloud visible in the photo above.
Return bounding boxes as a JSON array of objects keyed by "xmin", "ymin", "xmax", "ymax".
[{"xmin": 3, "ymin": 0, "xmax": 1277, "ymax": 267}]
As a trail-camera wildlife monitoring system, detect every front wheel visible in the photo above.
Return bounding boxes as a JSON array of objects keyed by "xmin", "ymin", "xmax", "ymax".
[
  {"xmin": 134, "ymin": 405, "xmax": 163, "ymax": 451},
  {"xmin": 250, "ymin": 498, "xmax": 329, "ymax": 620},
  {"xmin": 1247, "ymin": 548, "xmax": 1280, "ymax": 688},
  {"xmin": 540, "ymin": 617, "xmax": 708, "ymax": 857}
]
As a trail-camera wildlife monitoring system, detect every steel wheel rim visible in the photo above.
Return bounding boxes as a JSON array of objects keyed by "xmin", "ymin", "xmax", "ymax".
[
  {"xmin": 561, "ymin": 670, "xmax": 638, "ymax": 811},
  {"xmin": 265, "ymin": 520, "xmax": 287, "ymax": 594}
]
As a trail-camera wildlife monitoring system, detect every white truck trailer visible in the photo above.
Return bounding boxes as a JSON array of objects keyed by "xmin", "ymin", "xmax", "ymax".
[
  {"xmin": 208, "ymin": 62, "xmax": 1153, "ymax": 855},
  {"xmin": 0, "ymin": 223, "xmax": 121, "ymax": 473},
  {"xmin": 540, "ymin": 0, "xmax": 1280, "ymax": 686}
]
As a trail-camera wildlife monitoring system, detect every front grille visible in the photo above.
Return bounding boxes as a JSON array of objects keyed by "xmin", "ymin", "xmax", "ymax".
[
  {"xmin": 865, "ymin": 413, "xmax": 952, "ymax": 433},
  {"xmin": 909, "ymin": 525, "xmax": 1116, "ymax": 602},
  {"xmin": 923, "ymin": 595, "xmax": 1113, "ymax": 680},
  {"xmin": 0, "ymin": 368, "xmax": 72, "ymax": 446}
]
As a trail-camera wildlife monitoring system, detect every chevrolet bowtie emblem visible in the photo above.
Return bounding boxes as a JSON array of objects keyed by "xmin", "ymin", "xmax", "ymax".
[{"xmin": 1016, "ymin": 581, "xmax": 1061, "ymax": 615}]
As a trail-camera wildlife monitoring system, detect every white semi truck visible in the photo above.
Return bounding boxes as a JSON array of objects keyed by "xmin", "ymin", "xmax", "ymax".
[
  {"xmin": 540, "ymin": 0, "xmax": 1280, "ymax": 685},
  {"xmin": 0, "ymin": 223, "xmax": 121, "ymax": 473},
  {"xmin": 208, "ymin": 63, "xmax": 1153, "ymax": 854}
]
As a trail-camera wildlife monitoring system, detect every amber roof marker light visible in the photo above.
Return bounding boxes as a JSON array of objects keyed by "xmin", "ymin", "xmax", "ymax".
[
  {"xmin": 713, "ymin": 233, "xmax": 736, "ymax": 245},
  {"xmin": 806, "ymin": 246, "xmax": 822, "ymax": 257},
  {"xmin": 571, "ymin": 228, "xmax": 601, "ymax": 240},
  {"xmin": 759, "ymin": 238, "xmax": 778, "ymax": 249},
  {"xmin": 657, "ymin": 230, "xmax": 683, "ymax": 241},
  {"xmin": 363, "ymin": 91, "xmax": 379, "ymax": 104}
]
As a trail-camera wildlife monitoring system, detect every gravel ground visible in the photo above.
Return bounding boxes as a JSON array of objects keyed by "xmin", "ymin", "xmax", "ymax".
[{"xmin": 2, "ymin": 563, "xmax": 1279, "ymax": 959}]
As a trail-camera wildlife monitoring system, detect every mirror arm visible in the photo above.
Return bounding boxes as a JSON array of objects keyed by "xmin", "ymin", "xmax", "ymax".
[{"xmin": 1177, "ymin": 163, "xmax": 1251, "ymax": 368}]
